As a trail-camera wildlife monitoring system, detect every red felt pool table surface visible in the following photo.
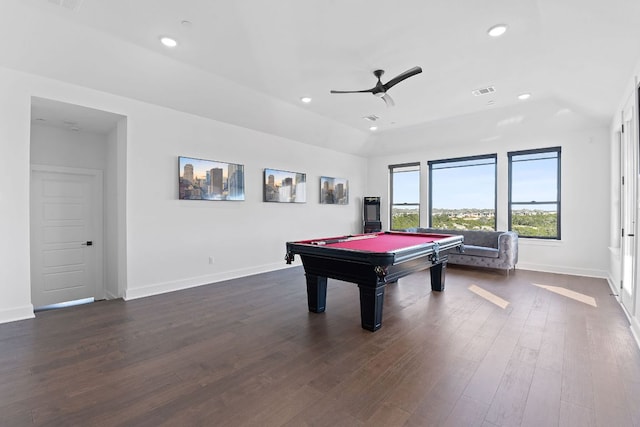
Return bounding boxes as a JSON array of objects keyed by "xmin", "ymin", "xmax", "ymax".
[{"xmin": 299, "ymin": 231, "xmax": 455, "ymax": 253}]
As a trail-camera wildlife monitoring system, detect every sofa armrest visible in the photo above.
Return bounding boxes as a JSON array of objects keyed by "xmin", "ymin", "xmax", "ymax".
[{"xmin": 497, "ymin": 231, "xmax": 518, "ymax": 267}]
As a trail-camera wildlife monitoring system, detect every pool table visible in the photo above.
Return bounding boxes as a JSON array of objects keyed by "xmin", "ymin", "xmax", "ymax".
[{"xmin": 285, "ymin": 231, "xmax": 464, "ymax": 331}]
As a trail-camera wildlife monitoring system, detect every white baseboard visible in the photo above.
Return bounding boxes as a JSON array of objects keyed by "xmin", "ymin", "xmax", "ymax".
[
  {"xmin": 606, "ymin": 274, "xmax": 620, "ymax": 296},
  {"xmin": 0, "ymin": 304, "xmax": 35, "ymax": 324},
  {"xmin": 123, "ymin": 262, "xmax": 290, "ymax": 301},
  {"xmin": 606, "ymin": 275, "xmax": 640, "ymax": 351},
  {"xmin": 516, "ymin": 262, "xmax": 607, "ymax": 279},
  {"xmin": 124, "ymin": 260, "xmax": 607, "ymax": 301}
]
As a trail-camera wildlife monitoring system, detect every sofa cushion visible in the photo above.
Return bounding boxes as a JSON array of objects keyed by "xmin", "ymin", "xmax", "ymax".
[
  {"xmin": 460, "ymin": 245, "xmax": 499, "ymax": 258},
  {"xmin": 463, "ymin": 231, "xmax": 500, "ymax": 248}
]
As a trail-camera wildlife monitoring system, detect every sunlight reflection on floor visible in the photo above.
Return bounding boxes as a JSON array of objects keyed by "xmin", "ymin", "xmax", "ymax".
[
  {"xmin": 468, "ymin": 284, "xmax": 510, "ymax": 309},
  {"xmin": 533, "ymin": 283, "xmax": 597, "ymax": 307}
]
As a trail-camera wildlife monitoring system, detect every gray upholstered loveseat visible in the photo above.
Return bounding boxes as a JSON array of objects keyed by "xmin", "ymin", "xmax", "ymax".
[{"xmin": 404, "ymin": 227, "xmax": 518, "ymax": 273}]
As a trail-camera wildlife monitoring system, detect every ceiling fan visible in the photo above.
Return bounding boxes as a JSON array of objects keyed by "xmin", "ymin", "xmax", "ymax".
[{"xmin": 330, "ymin": 66, "xmax": 422, "ymax": 107}]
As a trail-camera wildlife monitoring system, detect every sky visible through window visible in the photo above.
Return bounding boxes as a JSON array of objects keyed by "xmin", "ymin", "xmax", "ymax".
[
  {"xmin": 392, "ymin": 154, "xmax": 557, "ymax": 210},
  {"xmin": 511, "ymin": 155, "xmax": 558, "ymax": 210},
  {"xmin": 431, "ymin": 163, "xmax": 495, "ymax": 209},
  {"xmin": 392, "ymin": 170, "xmax": 419, "ymax": 204}
]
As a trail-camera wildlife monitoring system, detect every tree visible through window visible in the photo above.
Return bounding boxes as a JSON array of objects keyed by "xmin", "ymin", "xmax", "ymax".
[
  {"xmin": 428, "ymin": 155, "xmax": 497, "ymax": 230},
  {"xmin": 508, "ymin": 147, "xmax": 561, "ymax": 239},
  {"xmin": 389, "ymin": 163, "xmax": 420, "ymax": 230}
]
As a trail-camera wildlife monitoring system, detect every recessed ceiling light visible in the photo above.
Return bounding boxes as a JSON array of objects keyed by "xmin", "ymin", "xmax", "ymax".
[
  {"xmin": 369, "ymin": 126, "xmax": 378, "ymax": 131},
  {"xmin": 518, "ymin": 93, "xmax": 531, "ymax": 100},
  {"xmin": 160, "ymin": 36, "xmax": 178, "ymax": 48},
  {"xmin": 487, "ymin": 24, "xmax": 508, "ymax": 37},
  {"xmin": 300, "ymin": 97, "xmax": 312, "ymax": 103}
]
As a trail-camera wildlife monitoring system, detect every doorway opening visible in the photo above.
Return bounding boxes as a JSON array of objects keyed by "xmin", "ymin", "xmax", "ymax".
[{"xmin": 29, "ymin": 97, "xmax": 127, "ymax": 311}]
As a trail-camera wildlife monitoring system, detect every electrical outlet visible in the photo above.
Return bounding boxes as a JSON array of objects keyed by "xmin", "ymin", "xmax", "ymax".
[{"xmin": 209, "ymin": 256, "xmax": 214, "ymax": 264}]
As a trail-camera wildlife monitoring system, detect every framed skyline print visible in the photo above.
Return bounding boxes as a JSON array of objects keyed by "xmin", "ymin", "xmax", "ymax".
[
  {"xmin": 320, "ymin": 176, "xmax": 349, "ymax": 205},
  {"xmin": 263, "ymin": 168, "xmax": 306, "ymax": 203},
  {"xmin": 178, "ymin": 156, "xmax": 245, "ymax": 201}
]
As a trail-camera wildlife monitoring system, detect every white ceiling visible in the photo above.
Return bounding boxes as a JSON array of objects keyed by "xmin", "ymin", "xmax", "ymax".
[
  {"xmin": 12, "ymin": 0, "xmax": 640, "ymax": 152},
  {"xmin": 31, "ymin": 97, "xmax": 123, "ymax": 134}
]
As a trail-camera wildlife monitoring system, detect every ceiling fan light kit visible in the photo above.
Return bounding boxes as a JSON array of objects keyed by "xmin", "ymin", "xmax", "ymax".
[{"xmin": 330, "ymin": 66, "xmax": 422, "ymax": 107}]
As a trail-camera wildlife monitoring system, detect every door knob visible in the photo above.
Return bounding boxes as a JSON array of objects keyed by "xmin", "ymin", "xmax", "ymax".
[{"xmin": 81, "ymin": 241, "xmax": 93, "ymax": 246}]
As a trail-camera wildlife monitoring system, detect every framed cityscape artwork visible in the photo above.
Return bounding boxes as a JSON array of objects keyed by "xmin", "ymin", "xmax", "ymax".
[
  {"xmin": 263, "ymin": 168, "xmax": 306, "ymax": 203},
  {"xmin": 320, "ymin": 176, "xmax": 349, "ymax": 204},
  {"xmin": 178, "ymin": 156, "xmax": 245, "ymax": 201}
]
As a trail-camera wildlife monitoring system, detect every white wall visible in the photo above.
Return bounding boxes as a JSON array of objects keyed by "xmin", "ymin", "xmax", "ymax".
[
  {"xmin": 123, "ymin": 105, "xmax": 367, "ymax": 299},
  {"xmin": 105, "ymin": 125, "xmax": 120, "ymax": 299},
  {"xmin": 0, "ymin": 70, "xmax": 32, "ymax": 322},
  {"xmin": 30, "ymin": 124, "xmax": 108, "ymax": 169},
  {"xmin": 367, "ymin": 101, "xmax": 611, "ymax": 278},
  {"xmin": 0, "ymin": 66, "xmax": 368, "ymax": 323}
]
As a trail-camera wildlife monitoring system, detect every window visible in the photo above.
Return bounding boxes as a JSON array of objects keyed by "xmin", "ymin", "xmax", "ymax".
[
  {"xmin": 428, "ymin": 154, "xmax": 497, "ymax": 230},
  {"xmin": 389, "ymin": 163, "xmax": 420, "ymax": 230},
  {"xmin": 508, "ymin": 147, "xmax": 561, "ymax": 239}
]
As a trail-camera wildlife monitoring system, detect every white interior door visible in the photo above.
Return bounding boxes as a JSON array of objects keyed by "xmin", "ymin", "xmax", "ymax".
[
  {"xmin": 621, "ymin": 98, "xmax": 637, "ymax": 313},
  {"xmin": 30, "ymin": 166, "xmax": 104, "ymax": 308}
]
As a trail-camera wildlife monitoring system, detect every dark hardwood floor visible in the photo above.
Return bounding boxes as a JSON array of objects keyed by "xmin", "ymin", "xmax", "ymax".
[{"xmin": 1, "ymin": 266, "xmax": 639, "ymax": 426}]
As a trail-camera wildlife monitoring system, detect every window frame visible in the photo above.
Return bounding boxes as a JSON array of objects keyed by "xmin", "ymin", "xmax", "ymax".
[
  {"xmin": 507, "ymin": 146, "xmax": 562, "ymax": 239},
  {"xmin": 427, "ymin": 154, "xmax": 497, "ymax": 230},
  {"xmin": 389, "ymin": 162, "xmax": 421, "ymax": 231}
]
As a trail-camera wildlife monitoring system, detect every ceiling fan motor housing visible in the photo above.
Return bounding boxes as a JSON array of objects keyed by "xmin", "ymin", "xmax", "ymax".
[{"xmin": 373, "ymin": 70, "xmax": 385, "ymax": 95}]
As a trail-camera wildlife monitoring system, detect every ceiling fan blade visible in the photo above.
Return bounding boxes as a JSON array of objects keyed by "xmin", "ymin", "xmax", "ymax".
[
  {"xmin": 330, "ymin": 89, "xmax": 374, "ymax": 94},
  {"xmin": 381, "ymin": 93, "xmax": 395, "ymax": 107},
  {"xmin": 383, "ymin": 66, "xmax": 422, "ymax": 91}
]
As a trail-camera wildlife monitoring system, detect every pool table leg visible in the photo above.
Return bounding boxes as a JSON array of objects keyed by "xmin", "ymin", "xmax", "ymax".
[
  {"xmin": 430, "ymin": 256, "xmax": 448, "ymax": 292},
  {"xmin": 305, "ymin": 274, "xmax": 327, "ymax": 313},
  {"xmin": 358, "ymin": 284, "xmax": 386, "ymax": 331}
]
